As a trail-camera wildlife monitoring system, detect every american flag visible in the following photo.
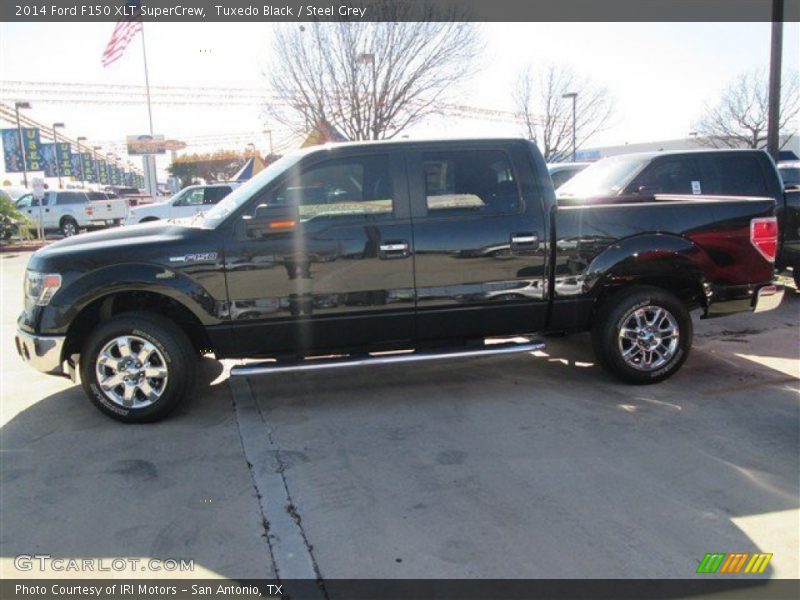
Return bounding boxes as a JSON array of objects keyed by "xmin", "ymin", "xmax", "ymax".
[{"xmin": 101, "ymin": 2, "xmax": 142, "ymax": 67}]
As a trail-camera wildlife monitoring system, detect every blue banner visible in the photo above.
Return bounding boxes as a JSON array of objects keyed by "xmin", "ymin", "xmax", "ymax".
[
  {"xmin": 71, "ymin": 152, "xmax": 82, "ymax": 179},
  {"xmin": 1, "ymin": 127, "xmax": 42, "ymax": 173},
  {"xmin": 81, "ymin": 153, "xmax": 95, "ymax": 183},
  {"xmin": 56, "ymin": 142, "xmax": 74, "ymax": 177},
  {"xmin": 98, "ymin": 160, "xmax": 109, "ymax": 185},
  {"xmin": 39, "ymin": 143, "xmax": 58, "ymax": 177}
]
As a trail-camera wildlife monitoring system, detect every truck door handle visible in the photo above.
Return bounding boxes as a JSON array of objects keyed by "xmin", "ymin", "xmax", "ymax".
[
  {"xmin": 510, "ymin": 233, "xmax": 539, "ymax": 249},
  {"xmin": 379, "ymin": 240, "xmax": 409, "ymax": 258}
]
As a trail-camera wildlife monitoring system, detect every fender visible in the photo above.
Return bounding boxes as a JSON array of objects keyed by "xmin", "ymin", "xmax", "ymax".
[
  {"xmin": 38, "ymin": 263, "xmax": 224, "ymax": 334},
  {"xmin": 583, "ymin": 233, "xmax": 710, "ymax": 302}
]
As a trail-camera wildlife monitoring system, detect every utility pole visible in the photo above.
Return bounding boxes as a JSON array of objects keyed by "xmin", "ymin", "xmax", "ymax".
[{"xmin": 767, "ymin": 0, "xmax": 784, "ymax": 162}]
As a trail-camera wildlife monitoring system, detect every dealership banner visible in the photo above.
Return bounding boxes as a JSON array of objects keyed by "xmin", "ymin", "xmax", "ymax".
[
  {"xmin": 1, "ymin": 127, "xmax": 42, "ymax": 173},
  {"xmin": 81, "ymin": 153, "xmax": 96, "ymax": 183},
  {"xmin": 97, "ymin": 160, "xmax": 108, "ymax": 185},
  {"xmin": 55, "ymin": 142, "xmax": 74, "ymax": 177},
  {"xmin": 71, "ymin": 151, "xmax": 82, "ymax": 179},
  {"xmin": 39, "ymin": 143, "xmax": 58, "ymax": 177}
]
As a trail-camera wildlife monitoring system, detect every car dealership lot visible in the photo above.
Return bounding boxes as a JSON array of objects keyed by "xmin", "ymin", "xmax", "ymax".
[{"xmin": 1, "ymin": 251, "xmax": 798, "ymax": 581}]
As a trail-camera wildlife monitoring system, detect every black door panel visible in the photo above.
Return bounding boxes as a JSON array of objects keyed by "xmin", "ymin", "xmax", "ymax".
[
  {"xmin": 223, "ymin": 151, "xmax": 414, "ymax": 357},
  {"xmin": 406, "ymin": 146, "xmax": 548, "ymax": 341}
]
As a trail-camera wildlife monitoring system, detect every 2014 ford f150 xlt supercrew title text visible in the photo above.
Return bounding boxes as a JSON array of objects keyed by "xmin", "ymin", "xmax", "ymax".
[{"xmin": 16, "ymin": 139, "xmax": 784, "ymax": 422}]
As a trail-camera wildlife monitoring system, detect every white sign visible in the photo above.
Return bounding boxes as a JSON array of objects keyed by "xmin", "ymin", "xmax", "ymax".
[{"xmin": 32, "ymin": 177, "xmax": 45, "ymax": 200}]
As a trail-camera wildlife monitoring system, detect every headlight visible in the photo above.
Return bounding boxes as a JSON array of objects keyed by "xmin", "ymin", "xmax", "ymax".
[{"xmin": 24, "ymin": 271, "xmax": 62, "ymax": 306}]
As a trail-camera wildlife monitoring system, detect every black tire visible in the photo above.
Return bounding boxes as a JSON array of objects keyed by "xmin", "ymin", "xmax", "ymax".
[
  {"xmin": 80, "ymin": 311, "xmax": 196, "ymax": 423},
  {"xmin": 60, "ymin": 217, "xmax": 79, "ymax": 237},
  {"xmin": 591, "ymin": 286, "xmax": 692, "ymax": 384}
]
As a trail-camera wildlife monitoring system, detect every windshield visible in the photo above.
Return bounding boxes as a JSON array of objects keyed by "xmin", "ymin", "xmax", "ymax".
[
  {"xmin": 556, "ymin": 156, "xmax": 648, "ymax": 198},
  {"xmin": 199, "ymin": 153, "xmax": 304, "ymax": 228}
]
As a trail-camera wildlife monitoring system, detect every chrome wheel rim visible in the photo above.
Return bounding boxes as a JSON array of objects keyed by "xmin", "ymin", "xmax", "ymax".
[
  {"xmin": 617, "ymin": 305, "xmax": 679, "ymax": 371},
  {"xmin": 63, "ymin": 222, "xmax": 76, "ymax": 236},
  {"xmin": 95, "ymin": 335, "xmax": 168, "ymax": 409}
]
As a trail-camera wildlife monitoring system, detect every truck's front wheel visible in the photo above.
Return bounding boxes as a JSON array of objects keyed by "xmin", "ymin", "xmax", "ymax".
[
  {"xmin": 592, "ymin": 286, "xmax": 692, "ymax": 384},
  {"xmin": 80, "ymin": 312, "xmax": 196, "ymax": 422}
]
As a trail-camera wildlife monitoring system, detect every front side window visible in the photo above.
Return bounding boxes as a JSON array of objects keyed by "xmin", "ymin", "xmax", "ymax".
[
  {"xmin": 422, "ymin": 150, "xmax": 522, "ymax": 215},
  {"xmin": 16, "ymin": 194, "xmax": 32, "ymax": 209},
  {"xmin": 271, "ymin": 155, "xmax": 394, "ymax": 220},
  {"xmin": 174, "ymin": 188, "xmax": 205, "ymax": 207}
]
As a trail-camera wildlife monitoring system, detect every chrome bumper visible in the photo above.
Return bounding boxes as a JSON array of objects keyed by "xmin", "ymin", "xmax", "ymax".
[
  {"xmin": 753, "ymin": 284, "xmax": 784, "ymax": 313},
  {"xmin": 15, "ymin": 328, "xmax": 67, "ymax": 377}
]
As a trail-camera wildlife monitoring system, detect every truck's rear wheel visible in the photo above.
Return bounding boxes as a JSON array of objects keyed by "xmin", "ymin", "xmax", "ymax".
[
  {"xmin": 80, "ymin": 312, "xmax": 195, "ymax": 422},
  {"xmin": 60, "ymin": 217, "xmax": 78, "ymax": 237},
  {"xmin": 592, "ymin": 286, "xmax": 692, "ymax": 384}
]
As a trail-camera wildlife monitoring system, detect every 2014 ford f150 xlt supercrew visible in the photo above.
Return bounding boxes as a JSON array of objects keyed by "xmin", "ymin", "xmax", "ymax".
[{"xmin": 15, "ymin": 139, "xmax": 784, "ymax": 422}]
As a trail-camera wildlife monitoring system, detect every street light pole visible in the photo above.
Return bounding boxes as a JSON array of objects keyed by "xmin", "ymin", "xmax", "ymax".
[
  {"xmin": 52, "ymin": 122, "xmax": 65, "ymax": 189},
  {"xmin": 767, "ymin": 0, "xmax": 784, "ymax": 161},
  {"xmin": 562, "ymin": 92, "xmax": 578, "ymax": 162},
  {"xmin": 76, "ymin": 137, "xmax": 87, "ymax": 185},
  {"xmin": 14, "ymin": 101, "xmax": 31, "ymax": 187}
]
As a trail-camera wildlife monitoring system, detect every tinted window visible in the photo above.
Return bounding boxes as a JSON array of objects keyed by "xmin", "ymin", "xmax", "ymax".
[
  {"xmin": 422, "ymin": 150, "xmax": 521, "ymax": 215},
  {"xmin": 56, "ymin": 192, "xmax": 87, "ymax": 205},
  {"xmin": 87, "ymin": 192, "xmax": 108, "ymax": 201},
  {"xmin": 630, "ymin": 158, "xmax": 703, "ymax": 195},
  {"xmin": 550, "ymin": 168, "xmax": 581, "ymax": 189},
  {"xmin": 705, "ymin": 155, "xmax": 767, "ymax": 196},
  {"xmin": 272, "ymin": 155, "xmax": 393, "ymax": 220},
  {"xmin": 16, "ymin": 194, "xmax": 32, "ymax": 209},
  {"xmin": 203, "ymin": 186, "xmax": 231, "ymax": 205},
  {"xmin": 175, "ymin": 188, "xmax": 205, "ymax": 206},
  {"xmin": 780, "ymin": 166, "xmax": 800, "ymax": 187}
]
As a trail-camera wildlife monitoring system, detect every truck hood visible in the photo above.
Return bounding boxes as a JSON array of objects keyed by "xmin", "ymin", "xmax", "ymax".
[{"xmin": 28, "ymin": 222, "xmax": 208, "ymax": 272}]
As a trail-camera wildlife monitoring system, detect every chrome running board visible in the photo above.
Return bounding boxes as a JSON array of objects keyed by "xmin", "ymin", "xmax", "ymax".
[{"xmin": 229, "ymin": 339, "xmax": 545, "ymax": 377}]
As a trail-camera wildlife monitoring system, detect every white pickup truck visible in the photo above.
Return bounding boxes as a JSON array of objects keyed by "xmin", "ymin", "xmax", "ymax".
[
  {"xmin": 124, "ymin": 183, "xmax": 239, "ymax": 224},
  {"xmin": 15, "ymin": 190, "xmax": 128, "ymax": 237}
]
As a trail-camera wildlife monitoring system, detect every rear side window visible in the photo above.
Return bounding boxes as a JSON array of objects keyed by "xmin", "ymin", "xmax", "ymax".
[
  {"xmin": 56, "ymin": 192, "xmax": 86, "ymax": 205},
  {"xmin": 709, "ymin": 155, "xmax": 768, "ymax": 196},
  {"xmin": 422, "ymin": 150, "xmax": 522, "ymax": 215},
  {"xmin": 629, "ymin": 158, "xmax": 703, "ymax": 195},
  {"xmin": 87, "ymin": 192, "xmax": 107, "ymax": 201},
  {"xmin": 204, "ymin": 186, "xmax": 231, "ymax": 204}
]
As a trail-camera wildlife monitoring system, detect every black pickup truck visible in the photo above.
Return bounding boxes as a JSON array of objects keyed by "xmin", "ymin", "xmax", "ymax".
[
  {"xmin": 16, "ymin": 139, "xmax": 784, "ymax": 422},
  {"xmin": 556, "ymin": 148, "xmax": 800, "ymax": 286}
]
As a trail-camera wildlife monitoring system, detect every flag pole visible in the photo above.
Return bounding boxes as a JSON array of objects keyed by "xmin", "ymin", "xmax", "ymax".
[
  {"xmin": 140, "ymin": 21, "xmax": 157, "ymax": 198},
  {"xmin": 140, "ymin": 23, "xmax": 154, "ymax": 135}
]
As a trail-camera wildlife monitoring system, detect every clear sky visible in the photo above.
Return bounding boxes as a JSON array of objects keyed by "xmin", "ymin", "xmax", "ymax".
[{"xmin": 0, "ymin": 21, "xmax": 798, "ymax": 181}]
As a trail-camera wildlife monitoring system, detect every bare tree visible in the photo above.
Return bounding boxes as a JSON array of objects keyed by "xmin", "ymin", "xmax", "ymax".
[
  {"xmin": 694, "ymin": 69, "xmax": 800, "ymax": 149},
  {"xmin": 513, "ymin": 64, "xmax": 613, "ymax": 162},
  {"xmin": 265, "ymin": 2, "xmax": 482, "ymax": 141}
]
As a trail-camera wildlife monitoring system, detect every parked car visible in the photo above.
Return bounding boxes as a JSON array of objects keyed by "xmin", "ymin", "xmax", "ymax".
[
  {"xmin": 778, "ymin": 160, "xmax": 800, "ymax": 190},
  {"xmin": 547, "ymin": 162, "xmax": 590, "ymax": 189},
  {"xmin": 124, "ymin": 183, "xmax": 239, "ymax": 225},
  {"xmin": 557, "ymin": 149, "xmax": 800, "ymax": 287},
  {"xmin": 16, "ymin": 138, "xmax": 783, "ymax": 422},
  {"xmin": 15, "ymin": 190, "xmax": 128, "ymax": 237}
]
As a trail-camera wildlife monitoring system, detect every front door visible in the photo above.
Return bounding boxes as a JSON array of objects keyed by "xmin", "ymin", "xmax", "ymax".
[
  {"xmin": 223, "ymin": 150, "xmax": 415, "ymax": 357},
  {"xmin": 405, "ymin": 143, "xmax": 549, "ymax": 341}
]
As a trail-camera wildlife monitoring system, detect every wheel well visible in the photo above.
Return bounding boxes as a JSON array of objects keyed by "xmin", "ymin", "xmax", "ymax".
[
  {"xmin": 140, "ymin": 217, "xmax": 159, "ymax": 222},
  {"xmin": 60, "ymin": 215, "xmax": 77, "ymax": 226},
  {"xmin": 593, "ymin": 275, "xmax": 706, "ymax": 319},
  {"xmin": 64, "ymin": 291, "xmax": 213, "ymax": 357}
]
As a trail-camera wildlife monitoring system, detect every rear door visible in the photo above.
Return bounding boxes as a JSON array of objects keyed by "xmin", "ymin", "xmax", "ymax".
[
  {"xmin": 405, "ymin": 142, "xmax": 548, "ymax": 341},
  {"xmin": 223, "ymin": 149, "xmax": 415, "ymax": 356}
]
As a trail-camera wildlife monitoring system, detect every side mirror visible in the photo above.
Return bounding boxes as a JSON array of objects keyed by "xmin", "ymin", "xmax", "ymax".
[{"xmin": 244, "ymin": 203, "xmax": 299, "ymax": 238}]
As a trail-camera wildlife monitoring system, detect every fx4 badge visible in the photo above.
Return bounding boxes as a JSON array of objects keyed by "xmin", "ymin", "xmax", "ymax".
[{"xmin": 169, "ymin": 252, "xmax": 218, "ymax": 263}]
